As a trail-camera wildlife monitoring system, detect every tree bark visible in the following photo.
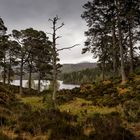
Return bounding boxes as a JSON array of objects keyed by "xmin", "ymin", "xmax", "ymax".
[
  {"xmin": 102, "ymin": 61, "xmax": 105, "ymax": 81},
  {"xmin": 52, "ymin": 60, "xmax": 57, "ymax": 101},
  {"xmin": 52, "ymin": 46, "xmax": 57, "ymax": 101},
  {"xmin": 28, "ymin": 65, "xmax": 32, "ymax": 90},
  {"xmin": 38, "ymin": 71, "xmax": 41, "ymax": 93},
  {"xmin": 3, "ymin": 55, "xmax": 6, "ymax": 85},
  {"xmin": 20, "ymin": 58, "xmax": 23, "ymax": 94},
  {"xmin": 116, "ymin": 0, "xmax": 127, "ymax": 83},
  {"xmin": 128, "ymin": 22, "xmax": 134, "ymax": 73},
  {"xmin": 112, "ymin": 19, "xmax": 117, "ymax": 74},
  {"xmin": 8, "ymin": 58, "xmax": 12, "ymax": 85},
  {"xmin": 52, "ymin": 18, "xmax": 57, "ymax": 102}
]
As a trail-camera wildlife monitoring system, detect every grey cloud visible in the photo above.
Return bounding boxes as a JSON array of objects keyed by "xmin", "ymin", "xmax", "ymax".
[
  {"xmin": 0, "ymin": 0, "xmax": 85, "ymax": 21},
  {"xmin": 0, "ymin": 0, "xmax": 95, "ymax": 64}
]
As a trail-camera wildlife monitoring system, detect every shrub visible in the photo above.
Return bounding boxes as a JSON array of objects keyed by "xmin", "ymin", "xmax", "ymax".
[
  {"xmin": 48, "ymin": 123, "xmax": 87, "ymax": 140},
  {"xmin": 123, "ymin": 100, "xmax": 140, "ymax": 122},
  {"xmin": 17, "ymin": 109, "xmax": 78, "ymax": 136},
  {"xmin": 90, "ymin": 112, "xmax": 136, "ymax": 140},
  {"xmin": 0, "ymin": 85, "xmax": 15, "ymax": 106}
]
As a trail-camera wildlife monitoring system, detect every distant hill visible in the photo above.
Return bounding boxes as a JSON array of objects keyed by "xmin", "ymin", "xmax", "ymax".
[
  {"xmin": 0, "ymin": 62, "xmax": 97, "ymax": 80},
  {"xmin": 61, "ymin": 62, "xmax": 97, "ymax": 73}
]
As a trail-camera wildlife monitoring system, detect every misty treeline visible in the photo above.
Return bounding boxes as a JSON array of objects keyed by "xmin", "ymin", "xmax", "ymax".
[
  {"xmin": 82, "ymin": 0, "xmax": 140, "ymax": 82},
  {"xmin": 0, "ymin": 17, "xmax": 63, "ymax": 98}
]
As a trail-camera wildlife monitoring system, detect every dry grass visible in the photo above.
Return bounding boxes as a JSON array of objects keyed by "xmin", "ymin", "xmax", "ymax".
[
  {"xmin": 16, "ymin": 95, "xmax": 46, "ymax": 110},
  {"xmin": 127, "ymin": 122, "xmax": 140, "ymax": 139},
  {"xmin": 59, "ymin": 98, "xmax": 117, "ymax": 118},
  {"xmin": 1, "ymin": 126, "xmax": 49, "ymax": 140},
  {"xmin": 1, "ymin": 127, "xmax": 18, "ymax": 139}
]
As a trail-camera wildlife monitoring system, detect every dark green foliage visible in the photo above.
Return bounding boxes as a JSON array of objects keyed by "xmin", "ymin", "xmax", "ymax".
[
  {"xmin": 11, "ymin": 28, "xmax": 53, "ymax": 94},
  {"xmin": 61, "ymin": 68, "xmax": 100, "ymax": 84},
  {"xmin": 81, "ymin": 0, "xmax": 140, "ymax": 81}
]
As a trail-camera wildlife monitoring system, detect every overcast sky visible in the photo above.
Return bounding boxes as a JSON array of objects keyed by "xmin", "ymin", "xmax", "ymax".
[{"xmin": 0, "ymin": 0, "xmax": 95, "ymax": 64}]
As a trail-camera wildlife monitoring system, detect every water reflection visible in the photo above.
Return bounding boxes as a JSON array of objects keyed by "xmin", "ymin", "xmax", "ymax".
[{"xmin": 11, "ymin": 80, "xmax": 80, "ymax": 91}]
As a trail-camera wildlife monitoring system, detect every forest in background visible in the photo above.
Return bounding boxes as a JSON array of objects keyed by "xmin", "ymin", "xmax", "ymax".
[{"xmin": 61, "ymin": 67, "xmax": 100, "ymax": 84}]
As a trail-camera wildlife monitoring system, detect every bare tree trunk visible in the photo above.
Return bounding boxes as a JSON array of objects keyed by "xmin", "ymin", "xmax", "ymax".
[
  {"xmin": 28, "ymin": 65, "xmax": 32, "ymax": 90},
  {"xmin": 20, "ymin": 58, "xmax": 23, "ymax": 94},
  {"xmin": 51, "ymin": 17, "xmax": 58, "ymax": 102},
  {"xmin": 8, "ymin": 58, "xmax": 11, "ymax": 85},
  {"xmin": 52, "ymin": 59, "xmax": 57, "ymax": 101},
  {"xmin": 52, "ymin": 40, "xmax": 57, "ymax": 101},
  {"xmin": 49, "ymin": 16, "xmax": 77, "ymax": 104},
  {"xmin": 102, "ymin": 61, "xmax": 105, "ymax": 81},
  {"xmin": 38, "ymin": 71, "xmax": 41, "ymax": 93},
  {"xmin": 128, "ymin": 22, "xmax": 134, "ymax": 73},
  {"xmin": 3, "ymin": 55, "xmax": 6, "ymax": 85},
  {"xmin": 116, "ymin": 0, "xmax": 127, "ymax": 83},
  {"xmin": 112, "ymin": 20, "xmax": 117, "ymax": 74},
  {"xmin": 8, "ymin": 67, "xmax": 11, "ymax": 85}
]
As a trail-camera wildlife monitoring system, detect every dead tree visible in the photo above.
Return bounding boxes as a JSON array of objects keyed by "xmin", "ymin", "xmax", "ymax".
[{"xmin": 49, "ymin": 16, "xmax": 79, "ymax": 103}]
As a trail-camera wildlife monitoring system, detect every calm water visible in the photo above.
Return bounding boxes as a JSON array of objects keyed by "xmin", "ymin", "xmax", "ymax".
[{"xmin": 10, "ymin": 80, "xmax": 80, "ymax": 91}]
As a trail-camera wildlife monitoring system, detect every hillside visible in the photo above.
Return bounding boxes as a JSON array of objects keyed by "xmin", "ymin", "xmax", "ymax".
[
  {"xmin": 61, "ymin": 62, "xmax": 97, "ymax": 73},
  {"xmin": 5, "ymin": 62, "xmax": 97, "ymax": 80},
  {"xmin": 0, "ymin": 75, "xmax": 140, "ymax": 139}
]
